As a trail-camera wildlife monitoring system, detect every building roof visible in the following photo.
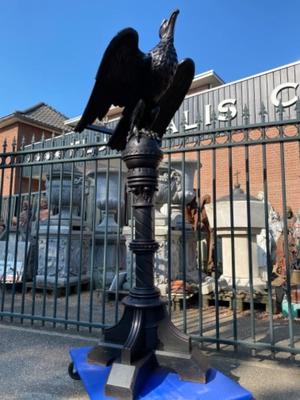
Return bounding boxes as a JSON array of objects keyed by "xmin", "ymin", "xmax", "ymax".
[{"xmin": 0, "ymin": 102, "xmax": 71, "ymax": 132}]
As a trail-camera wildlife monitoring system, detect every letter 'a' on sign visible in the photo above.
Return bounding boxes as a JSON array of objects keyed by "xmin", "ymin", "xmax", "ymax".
[{"xmin": 270, "ymin": 82, "xmax": 299, "ymax": 107}]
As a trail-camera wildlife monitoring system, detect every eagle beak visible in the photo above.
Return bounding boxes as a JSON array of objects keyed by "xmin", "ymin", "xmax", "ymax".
[
  {"xmin": 169, "ymin": 9, "xmax": 179, "ymax": 23},
  {"xmin": 168, "ymin": 9, "xmax": 179, "ymax": 33}
]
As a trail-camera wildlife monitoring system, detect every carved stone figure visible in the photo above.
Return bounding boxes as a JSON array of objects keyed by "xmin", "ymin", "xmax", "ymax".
[
  {"xmin": 13, "ymin": 200, "xmax": 32, "ymax": 240},
  {"xmin": 75, "ymin": 10, "xmax": 195, "ymax": 152},
  {"xmin": 39, "ymin": 197, "xmax": 50, "ymax": 223},
  {"xmin": 273, "ymin": 206, "xmax": 297, "ymax": 285},
  {"xmin": 293, "ymin": 209, "xmax": 300, "ymax": 267}
]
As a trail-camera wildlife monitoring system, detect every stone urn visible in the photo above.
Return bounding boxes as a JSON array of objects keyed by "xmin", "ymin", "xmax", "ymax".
[
  {"xmin": 88, "ymin": 168, "xmax": 126, "ymax": 233},
  {"xmin": 46, "ymin": 164, "xmax": 83, "ymax": 226},
  {"xmin": 87, "ymin": 168, "xmax": 127, "ymax": 288},
  {"xmin": 154, "ymin": 163, "xmax": 178, "ymax": 225}
]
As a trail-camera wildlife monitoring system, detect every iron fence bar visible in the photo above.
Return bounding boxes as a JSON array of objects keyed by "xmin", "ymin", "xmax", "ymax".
[
  {"xmin": 0, "ymin": 129, "xmax": 298, "ymax": 171},
  {"xmin": 30, "ymin": 156, "xmax": 44, "ymax": 324},
  {"xmin": 167, "ymin": 151, "xmax": 172, "ymax": 315},
  {"xmin": 0, "ymin": 142, "xmax": 6, "ymax": 221},
  {"xmin": 279, "ymin": 139, "xmax": 295, "ymax": 352},
  {"xmin": 64, "ymin": 161, "xmax": 75, "ymax": 329},
  {"xmin": 196, "ymin": 149, "xmax": 203, "ymax": 338},
  {"xmin": 101, "ymin": 159, "xmax": 110, "ymax": 326},
  {"xmin": 76, "ymin": 159, "xmax": 87, "ymax": 331},
  {"xmin": 212, "ymin": 146, "xmax": 220, "ymax": 350},
  {"xmin": 88, "ymin": 159, "xmax": 98, "ymax": 332},
  {"xmin": 52, "ymin": 160, "xmax": 64, "ymax": 328},
  {"xmin": 244, "ymin": 135, "xmax": 256, "ymax": 350},
  {"xmin": 31, "ymin": 161, "xmax": 43, "ymax": 325},
  {"xmin": 181, "ymin": 144, "xmax": 187, "ymax": 333},
  {"xmin": 41, "ymin": 156, "xmax": 54, "ymax": 326},
  {"xmin": 162, "ymin": 133, "xmax": 300, "ymax": 154},
  {"xmin": 1, "ymin": 146, "xmax": 15, "ymax": 317},
  {"xmin": 191, "ymin": 335, "xmax": 300, "ymax": 355},
  {"xmin": 10, "ymin": 149, "xmax": 25, "ymax": 319},
  {"xmin": 0, "ymin": 120, "xmax": 297, "ymax": 160},
  {"xmin": 0, "ymin": 310, "xmax": 105, "ymax": 329},
  {"xmin": 261, "ymin": 137, "xmax": 275, "ymax": 353},
  {"xmin": 20, "ymin": 151, "xmax": 34, "ymax": 323},
  {"xmin": 114, "ymin": 158, "xmax": 122, "ymax": 324},
  {"xmin": 162, "ymin": 119, "xmax": 300, "ymax": 140},
  {"xmin": 129, "ymin": 192, "xmax": 134, "ymax": 289},
  {"xmin": 228, "ymin": 142, "xmax": 238, "ymax": 348}
]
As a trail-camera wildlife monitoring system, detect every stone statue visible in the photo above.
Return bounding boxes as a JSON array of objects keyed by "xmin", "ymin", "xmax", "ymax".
[
  {"xmin": 273, "ymin": 206, "xmax": 297, "ymax": 287},
  {"xmin": 13, "ymin": 200, "xmax": 32, "ymax": 240},
  {"xmin": 155, "ymin": 165, "xmax": 179, "ymax": 217},
  {"xmin": 0, "ymin": 218, "xmax": 6, "ymax": 240},
  {"xmin": 75, "ymin": 10, "xmax": 195, "ymax": 152},
  {"xmin": 293, "ymin": 209, "xmax": 300, "ymax": 268},
  {"xmin": 39, "ymin": 197, "xmax": 50, "ymax": 223}
]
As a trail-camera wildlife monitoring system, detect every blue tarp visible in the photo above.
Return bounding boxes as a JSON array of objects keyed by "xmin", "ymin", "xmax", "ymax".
[{"xmin": 70, "ymin": 347, "xmax": 253, "ymax": 400}]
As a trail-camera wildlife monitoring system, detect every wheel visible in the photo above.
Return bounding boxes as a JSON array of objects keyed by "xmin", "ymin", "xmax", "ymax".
[{"xmin": 68, "ymin": 362, "xmax": 80, "ymax": 380}]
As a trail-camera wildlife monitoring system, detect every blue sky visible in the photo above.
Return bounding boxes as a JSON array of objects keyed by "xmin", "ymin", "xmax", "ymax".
[{"xmin": 0, "ymin": 0, "xmax": 299, "ymax": 119}]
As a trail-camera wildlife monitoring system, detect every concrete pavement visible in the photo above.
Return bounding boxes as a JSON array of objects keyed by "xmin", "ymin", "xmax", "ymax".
[{"xmin": 0, "ymin": 323, "xmax": 299, "ymax": 399}]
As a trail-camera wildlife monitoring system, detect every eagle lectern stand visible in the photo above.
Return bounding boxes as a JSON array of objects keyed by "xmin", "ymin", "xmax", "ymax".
[{"xmin": 86, "ymin": 132, "xmax": 208, "ymax": 399}]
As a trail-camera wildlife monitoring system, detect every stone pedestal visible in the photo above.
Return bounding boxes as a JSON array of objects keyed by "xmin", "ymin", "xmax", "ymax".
[
  {"xmin": 36, "ymin": 224, "xmax": 90, "ymax": 287},
  {"xmin": 206, "ymin": 184, "xmax": 266, "ymax": 289},
  {"xmin": 93, "ymin": 232, "xmax": 127, "ymax": 289},
  {"xmin": 218, "ymin": 227, "xmax": 264, "ymax": 288}
]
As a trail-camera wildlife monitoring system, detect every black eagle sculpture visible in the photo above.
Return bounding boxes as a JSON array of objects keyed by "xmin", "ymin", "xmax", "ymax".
[{"xmin": 75, "ymin": 9, "xmax": 195, "ymax": 150}]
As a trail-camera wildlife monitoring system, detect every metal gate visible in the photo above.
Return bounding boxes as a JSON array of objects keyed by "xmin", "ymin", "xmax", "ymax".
[{"xmin": 0, "ymin": 112, "xmax": 300, "ymax": 358}]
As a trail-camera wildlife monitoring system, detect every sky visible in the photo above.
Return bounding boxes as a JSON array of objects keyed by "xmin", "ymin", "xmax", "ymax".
[{"xmin": 0, "ymin": 0, "xmax": 300, "ymax": 119}]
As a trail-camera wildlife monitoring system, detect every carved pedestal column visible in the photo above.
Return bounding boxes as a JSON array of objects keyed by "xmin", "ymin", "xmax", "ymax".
[{"xmin": 87, "ymin": 132, "xmax": 208, "ymax": 400}]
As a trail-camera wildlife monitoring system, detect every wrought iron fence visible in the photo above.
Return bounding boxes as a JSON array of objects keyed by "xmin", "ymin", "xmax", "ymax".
[{"xmin": 0, "ymin": 116, "xmax": 300, "ymax": 358}]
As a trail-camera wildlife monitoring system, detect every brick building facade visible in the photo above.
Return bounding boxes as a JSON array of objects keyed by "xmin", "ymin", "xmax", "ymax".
[{"xmin": 0, "ymin": 103, "xmax": 71, "ymax": 195}]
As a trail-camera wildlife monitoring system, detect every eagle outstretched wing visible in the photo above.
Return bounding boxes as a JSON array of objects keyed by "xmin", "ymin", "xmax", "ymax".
[
  {"xmin": 76, "ymin": 28, "xmax": 145, "ymax": 132},
  {"xmin": 152, "ymin": 58, "xmax": 195, "ymax": 138}
]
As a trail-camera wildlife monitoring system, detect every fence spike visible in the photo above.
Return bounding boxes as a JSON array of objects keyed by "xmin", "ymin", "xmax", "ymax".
[
  {"xmin": 12, "ymin": 136, "xmax": 17, "ymax": 151},
  {"xmin": 226, "ymin": 106, "xmax": 233, "ymax": 126},
  {"xmin": 276, "ymin": 99, "xmax": 285, "ymax": 121},
  {"xmin": 2, "ymin": 137, "xmax": 7, "ymax": 153},
  {"xmin": 242, "ymin": 104, "xmax": 250, "ymax": 125},
  {"xmin": 259, "ymin": 102, "xmax": 268, "ymax": 123},
  {"xmin": 21, "ymin": 136, "xmax": 25, "ymax": 150},
  {"xmin": 211, "ymin": 110, "xmax": 217, "ymax": 129},
  {"xmin": 196, "ymin": 113, "xmax": 202, "ymax": 130},
  {"xmin": 180, "ymin": 112, "xmax": 186, "ymax": 133}
]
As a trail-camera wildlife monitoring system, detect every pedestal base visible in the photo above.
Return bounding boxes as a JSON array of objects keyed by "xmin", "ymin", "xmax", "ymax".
[
  {"xmin": 84, "ymin": 296, "xmax": 208, "ymax": 399},
  {"xmin": 69, "ymin": 346, "xmax": 253, "ymax": 400}
]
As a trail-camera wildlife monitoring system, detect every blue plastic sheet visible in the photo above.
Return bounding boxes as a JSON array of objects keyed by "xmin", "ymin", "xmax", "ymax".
[{"xmin": 70, "ymin": 347, "xmax": 253, "ymax": 400}]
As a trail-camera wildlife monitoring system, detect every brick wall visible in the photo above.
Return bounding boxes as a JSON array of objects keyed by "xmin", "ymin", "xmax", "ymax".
[{"xmin": 0, "ymin": 122, "xmax": 54, "ymax": 196}]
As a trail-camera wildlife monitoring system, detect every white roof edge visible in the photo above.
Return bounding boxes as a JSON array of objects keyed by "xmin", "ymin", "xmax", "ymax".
[
  {"xmin": 192, "ymin": 69, "xmax": 225, "ymax": 84},
  {"xmin": 64, "ymin": 115, "xmax": 81, "ymax": 125}
]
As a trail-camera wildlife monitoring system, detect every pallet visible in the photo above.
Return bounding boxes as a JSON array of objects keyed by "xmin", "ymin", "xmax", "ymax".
[
  {"xmin": 26, "ymin": 278, "xmax": 90, "ymax": 297},
  {"xmin": 205, "ymin": 290, "xmax": 276, "ymax": 313}
]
